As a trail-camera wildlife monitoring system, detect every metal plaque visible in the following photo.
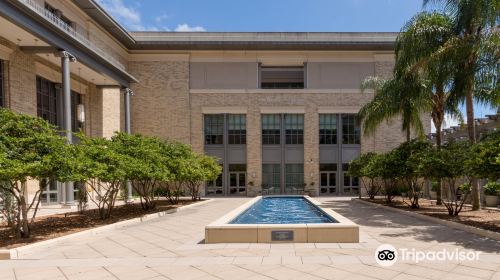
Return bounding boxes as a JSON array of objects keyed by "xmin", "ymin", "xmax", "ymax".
[{"xmin": 271, "ymin": 230, "xmax": 294, "ymax": 241}]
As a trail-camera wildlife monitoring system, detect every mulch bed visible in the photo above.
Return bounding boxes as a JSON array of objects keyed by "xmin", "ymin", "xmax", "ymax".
[
  {"xmin": 0, "ymin": 199, "xmax": 201, "ymax": 249},
  {"xmin": 363, "ymin": 197, "xmax": 500, "ymax": 233}
]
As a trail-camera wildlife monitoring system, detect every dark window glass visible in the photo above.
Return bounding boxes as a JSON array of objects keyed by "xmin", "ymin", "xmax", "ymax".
[
  {"xmin": 262, "ymin": 114, "xmax": 281, "ymax": 145},
  {"xmin": 342, "ymin": 114, "xmax": 360, "ymax": 144},
  {"xmin": 71, "ymin": 91, "xmax": 83, "ymax": 133},
  {"xmin": 228, "ymin": 114, "xmax": 246, "ymax": 144},
  {"xmin": 285, "ymin": 164, "xmax": 304, "ymax": 194},
  {"xmin": 204, "ymin": 114, "xmax": 224, "ymax": 145},
  {"xmin": 343, "ymin": 163, "xmax": 359, "ymax": 194},
  {"xmin": 285, "ymin": 114, "xmax": 304, "ymax": 144},
  {"xmin": 319, "ymin": 114, "xmax": 337, "ymax": 144},
  {"xmin": 260, "ymin": 66, "xmax": 305, "ymax": 89},
  {"xmin": 36, "ymin": 76, "xmax": 58, "ymax": 126},
  {"xmin": 229, "ymin": 164, "xmax": 246, "ymax": 195},
  {"xmin": 320, "ymin": 164, "xmax": 337, "ymax": 195},
  {"xmin": 207, "ymin": 164, "xmax": 223, "ymax": 195},
  {"xmin": 0, "ymin": 60, "xmax": 4, "ymax": 108},
  {"xmin": 262, "ymin": 164, "xmax": 281, "ymax": 194}
]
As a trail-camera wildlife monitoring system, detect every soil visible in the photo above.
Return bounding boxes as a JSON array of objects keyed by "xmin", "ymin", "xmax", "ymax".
[
  {"xmin": 363, "ymin": 197, "xmax": 500, "ymax": 233},
  {"xmin": 0, "ymin": 199, "xmax": 201, "ymax": 249}
]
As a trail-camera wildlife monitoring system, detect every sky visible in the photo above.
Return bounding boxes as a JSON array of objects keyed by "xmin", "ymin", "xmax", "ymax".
[{"xmin": 96, "ymin": 0, "xmax": 497, "ymax": 128}]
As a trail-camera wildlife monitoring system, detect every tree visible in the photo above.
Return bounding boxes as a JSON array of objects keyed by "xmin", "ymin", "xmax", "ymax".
[
  {"xmin": 422, "ymin": 141, "xmax": 473, "ymax": 216},
  {"xmin": 75, "ymin": 136, "xmax": 130, "ymax": 219},
  {"xmin": 424, "ymin": 0, "xmax": 500, "ymax": 210},
  {"xmin": 394, "ymin": 140, "xmax": 433, "ymax": 209},
  {"xmin": 185, "ymin": 155, "xmax": 221, "ymax": 201},
  {"xmin": 0, "ymin": 109, "xmax": 74, "ymax": 237},
  {"xmin": 395, "ymin": 11, "xmax": 463, "ymax": 205},
  {"xmin": 348, "ymin": 153, "xmax": 382, "ymax": 199},
  {"xmin": 111, "ymin": 133, "xmax": 171, "ymax": 210},
  {"xmin": 469, "ymin": 131, "xmax": 500, "ymax": 181},
  {"xmin": 378, "ymin": 150, "xmax": 406, "ymax": 203},
  {"xmin": 359, "ymin": 74, "xmax": 430, "ymax": 142}
]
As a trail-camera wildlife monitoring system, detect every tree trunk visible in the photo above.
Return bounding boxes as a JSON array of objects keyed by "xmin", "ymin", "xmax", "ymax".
[
  {"xmin": 464, "ymin": 64, "xmax": 480, "ymax": 210},
  {"xmin": 19, "ymin": 180, "xmax": 30, "ymax": 238},
  {"xmin": 406, "ymin": 127, "xmax": 411, "ymax": 142}
]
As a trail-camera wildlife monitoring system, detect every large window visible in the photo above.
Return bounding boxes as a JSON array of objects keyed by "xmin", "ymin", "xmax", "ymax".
[
  {"xmin": 342, "ymin": 114, "xmax": 360, "ymax": 144},
  {"xmin": 285, "ymin": 164, "xmax": 304, "ymax": 194},
  {"xmin": 204, "ymin": 114, "xmax": 224, "ymax": 145},
  {"xmin": 36, "ymin": 76, "xmax": 58, "ymax": 125},
  {"xmin": 262, "ymin": 114, "xmax": 281, "ymax": 145},
  {"xmin": 71, "ymin": 91, "xmax": 83, "ymax": 133},
  {"xmin": 262, "ymin": 164, "xmax": 281, "ymax": 194},
  {"xmin": 319, "ymin": 114, "xmax": 337, "ymax": 144},
  {"xmin": 207, "ymin": 165, "xmax": 224, "ymax": 195},
  {"xmin": 0, "ymin": 60, "xmax": 4, "ymax": 108},
  {"xmin": 285, "ymin": 114, "xmax": 304, "ymax": 144},
  {"xmin": 320, "ymin": 164, "xmax": 337, "ymax": 195},
  {"xmin": 343, "ymin": 163, "xmax": 359, "ymax": 195},
  {"xmin": 228, "ymin": 164, "xmax": 246, "ymax": 195},
  {"xmin": 228, "ymin": 114, "xmax": 246, "ymax": 144},
  {"xmin": 260, "ymin": 66, "xmax": 305, "ymax": 89}
]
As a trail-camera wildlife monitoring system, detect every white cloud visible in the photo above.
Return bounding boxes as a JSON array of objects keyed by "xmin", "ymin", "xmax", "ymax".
[
  {"xmin": 175, "ymin": 24, "xmax": 206, "ymax": 32},
  {"xmin": 155, "ymin": 13, "xmax": 169, "ymax": 23},
  {"xmin": 96, "ymin": 1, "xmax": 205, "ymax": 32}
]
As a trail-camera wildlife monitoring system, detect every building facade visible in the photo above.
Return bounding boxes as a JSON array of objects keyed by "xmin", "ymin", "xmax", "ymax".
[{"xmin": 0, "ymin": 0, "xmax": 430, "ymax": 204}]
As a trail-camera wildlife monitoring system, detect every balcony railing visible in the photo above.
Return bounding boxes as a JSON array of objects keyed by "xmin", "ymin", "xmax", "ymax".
[{"xmin": 17, "ymin": 0, "xmax": 127, "ymax": 71}]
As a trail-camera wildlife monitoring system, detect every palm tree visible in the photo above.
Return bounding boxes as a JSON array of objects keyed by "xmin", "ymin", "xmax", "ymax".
[
  {"xmin": 423, "ymin": 0, "xmax": 500, "ymax": 210},
  {"xmin": 395, "ymin": 12, "xmax": 463, "ymax": 204},
  {"xmin": 359, "ymin": 74, "xmax": 430, "ymax": 143}
]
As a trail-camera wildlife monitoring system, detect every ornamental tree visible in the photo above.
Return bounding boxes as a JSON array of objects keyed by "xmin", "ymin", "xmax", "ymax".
[
  {"xmin": 111, "ymin": 133, "xmax": 171, "ymax": 210},
  {"xmin": 74, "ymin": 136, "xmax": 130, "ymax": 219},
  {"xmin": 469, "ymin": 131, "xmax": 500, "ymax": 181},
  {"xmin": 349, "ymin": 153, "xmax": 382, "ymax": 199},
  {"xmin": 0, "ymin": 109, "xmax": 75, "ymax": 237}
]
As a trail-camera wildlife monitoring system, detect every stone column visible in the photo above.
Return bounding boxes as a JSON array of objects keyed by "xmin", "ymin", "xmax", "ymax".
[
  {"xmin": 304, "ymin": 105, "xmax": 319, "ymax": 196},
  {"xmin": 246, "ymin": 106, "xmax": 262, "ymax": 196}
]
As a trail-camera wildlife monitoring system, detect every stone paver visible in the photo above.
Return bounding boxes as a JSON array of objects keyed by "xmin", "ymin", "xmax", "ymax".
[{"xmin": 0, "ymin": 197, "xmax": 499, "ymax": 280}]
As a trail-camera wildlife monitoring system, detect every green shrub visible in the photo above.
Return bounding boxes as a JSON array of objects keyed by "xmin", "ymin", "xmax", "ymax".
[{"xmin": 483, "ymin": 182, "xmax": 500, "ymax": 196}]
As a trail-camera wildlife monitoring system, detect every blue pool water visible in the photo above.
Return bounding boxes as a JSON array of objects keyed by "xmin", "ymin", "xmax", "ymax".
[{"xmin": 230, "ymin": 197, "xmax": 337, "ymax": 224}]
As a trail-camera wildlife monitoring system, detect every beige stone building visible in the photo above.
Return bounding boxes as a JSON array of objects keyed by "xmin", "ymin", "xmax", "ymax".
[{"xmin": 0, "ymin": 0, "xmax": 430, "ymax": 204}]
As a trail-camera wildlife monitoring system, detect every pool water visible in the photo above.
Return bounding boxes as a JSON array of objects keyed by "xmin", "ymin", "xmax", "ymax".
[{"xmin": 230, "ymin": 197, "xmax": 337, "ymax": 224}]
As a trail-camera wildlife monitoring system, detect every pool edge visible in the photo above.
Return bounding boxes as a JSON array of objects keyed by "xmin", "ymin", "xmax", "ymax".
[{"xmin": 205, "ymin": 196, "xmax": 359, "ymax": 243}]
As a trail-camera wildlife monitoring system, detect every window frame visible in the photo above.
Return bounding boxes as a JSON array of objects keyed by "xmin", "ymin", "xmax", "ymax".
[
  {"xmin": 204, "ymin": 114, "xmax": 224, "ymax": 145},
  {"xmin": 342, "ymin": 114, "xmax": 361, "ymax": 144},
  {"xmin": 259, "ymin": 66, "xmax": 305, "ymax": 89},
  {"xmin": 227, "ymin": 114, "xmax": 246, "ymax": 145},
  {"xmin": 262, "ymin": 114, "xmax": 281, "ymax": 145},
  {"xmin": 285, "ymin": 114, "xmax": 304, "ymax": 145},
  {"xmin": 36, "ymin": 76, "xmax": 58, "ymax": 126},
  {"xmin": 319, "ymin": 114, "xmax": 337, "ymax": 144}
]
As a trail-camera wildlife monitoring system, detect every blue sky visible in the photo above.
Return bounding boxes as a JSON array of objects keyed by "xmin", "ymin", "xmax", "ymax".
[{"xmin": 97, "ymin": 0, "xmax": 496, "ymax": 124}]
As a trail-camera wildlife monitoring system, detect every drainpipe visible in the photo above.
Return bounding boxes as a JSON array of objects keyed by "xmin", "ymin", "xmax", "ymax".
[
  {"xmin": 58, "ymin": 50, "xmax": 76, "ymax": 205},
  {"xmin": 124, "ymin": 88, "xmax": 133, "ymax": 202}
]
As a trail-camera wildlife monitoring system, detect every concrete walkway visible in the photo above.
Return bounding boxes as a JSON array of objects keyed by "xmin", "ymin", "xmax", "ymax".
[{"xmin": 0, "ymin": 197, "xmax": 499, "ymax": 280}]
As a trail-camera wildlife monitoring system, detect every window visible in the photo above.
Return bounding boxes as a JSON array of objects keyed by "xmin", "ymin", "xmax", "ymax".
[
  {"xmin": 285, "ymin": 164, "xmax": 304, "ymax": 194},
  {"xmin": 342, "ymin": 164, "xmax": 359, "ymax": 195},
  {"xmin": 320, "ymin": 164, "xmax": 337, "ymax": 195},
  {"xmin": 71, "ymin": 91, "xmax": 83, "ymax": 133},
  {"xmin": 207, "ymin": 165, "xmax": 224, "ymax": 195},
  {"xmin": 204, "ymin": 114, "xmax": 224, "ymax": 145},
  {"xmin": 342, "ymin": 114, "xmax": 360, "ymax": 144},
  {"xmin": 260, "ymin": 66, "xmax": 305, "ymax": 89},
  {"xmin": 40, "ymin": 179, "xmax": 58, "ymax": 204},
  {"xmin": 0, "ymin": 60, "xmax": 4, "ymax": 108},
  {"xmin": 262, "ymin": 114, "xmax": 281, "ymax": 145},
  {"xmin": 262, "ymin": 164, "xmax": 281, "ymax": 194},
  {"xmin": 36, "ymin": 76, "xmax": 58, "ymax": 125},
  {"xmin": 285, "ymin": 114, "xmax": 304, "ymax": 144},
  {"xmin": 229, "ymin": 164, "xmax": 246, "ymax": 195},
  {"xmin": 319, "ymin": 114, "xmax": 337, "ymax": 144},
  {"xmin": 228, "ymin": 114, "xmax": 246, "ymax": 144}
]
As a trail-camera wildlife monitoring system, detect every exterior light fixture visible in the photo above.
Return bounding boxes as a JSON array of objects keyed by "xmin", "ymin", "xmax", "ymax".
[{"xmin": 76, "ymin": 104, "xmax": 85, "ymax": 123}]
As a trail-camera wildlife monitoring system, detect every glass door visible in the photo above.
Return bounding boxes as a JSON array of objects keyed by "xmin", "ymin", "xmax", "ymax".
[
  {"xmin": 229, "ymin": 171, "xmax": 246, "ymax": 195},
  {"xmin": 320, "ymin": 171, "xmax": 337, "ymax": 195}
]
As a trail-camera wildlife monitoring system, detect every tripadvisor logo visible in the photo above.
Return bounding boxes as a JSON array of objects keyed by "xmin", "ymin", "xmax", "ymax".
[{"xmin": 375, "ymin": 244, "xmax": 481, "ymax": 266}]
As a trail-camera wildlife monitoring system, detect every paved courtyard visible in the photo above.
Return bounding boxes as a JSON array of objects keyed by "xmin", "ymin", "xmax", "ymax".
[{"xmin": 0, "ymin": 198, "xmax": 499, "ymax": 280}]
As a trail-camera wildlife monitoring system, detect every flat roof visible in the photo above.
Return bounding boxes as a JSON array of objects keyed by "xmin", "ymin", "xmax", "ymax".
[{"xmin": 129, "ymin": 32, "xmax": 397, "ymax": 51}]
